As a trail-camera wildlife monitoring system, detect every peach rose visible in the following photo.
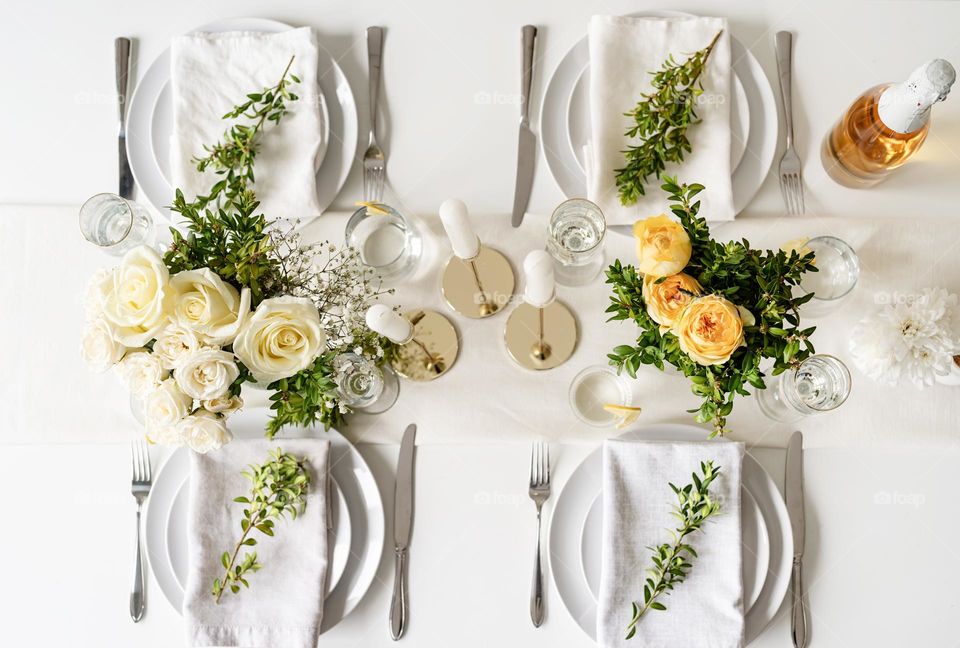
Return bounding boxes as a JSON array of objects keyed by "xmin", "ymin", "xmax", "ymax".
[
  {"xmin": 672, "ymin": 295, "xmax": 755, "ymax": 366},
  {"xmin": 633, "ymin": 215, "xmax": 692, "ymax": 276},
  {"xmin": 642, "ymin": 272, "xmax": 703, "ymax": 331}
]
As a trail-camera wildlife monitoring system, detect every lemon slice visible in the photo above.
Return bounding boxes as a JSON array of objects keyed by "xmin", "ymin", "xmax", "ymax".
[
  {"xmin": 603, "ymin": 404, "xmax": 642, "ymax": 429},
  {"xmin": 355, "ymin": 201, "xmax": 391, "ymax": 216}
]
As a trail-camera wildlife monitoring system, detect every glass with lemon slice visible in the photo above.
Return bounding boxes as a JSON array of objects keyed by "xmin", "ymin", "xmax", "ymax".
[
  {"xmin": 568, "ymin": 365, "xmax": 638, "ymax": 428},
  {"xmin": 345, "ymin": 202, "xmax": 422, "ymax": 281}
]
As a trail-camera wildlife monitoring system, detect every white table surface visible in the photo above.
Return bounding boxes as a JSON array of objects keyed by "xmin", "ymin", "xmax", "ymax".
[{"xmin": 3, "ymin": 1, "xmax": 960, "ymax": 646}]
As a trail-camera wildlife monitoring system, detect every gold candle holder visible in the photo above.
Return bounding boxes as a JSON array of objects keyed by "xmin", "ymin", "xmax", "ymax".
[
  {"xmin": 390, "ymin": 310, "xmax": 459, "ymax": 381},
  {"xmin": 441, "ymin": 245, "xmax": 515, "ymax": 318},
  {"xmin": 505, "ymin": 299, "xmax": 577, "ymax": 370}
]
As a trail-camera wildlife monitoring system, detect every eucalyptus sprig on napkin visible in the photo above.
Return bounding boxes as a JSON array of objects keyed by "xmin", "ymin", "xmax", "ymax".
[
  {"xmin": 212, "ymin": 448, "xmax": 310, "ymax": 603},
  {"xmin": 625, "ymin": 460, "xmax": 722, "ymax": 639}
]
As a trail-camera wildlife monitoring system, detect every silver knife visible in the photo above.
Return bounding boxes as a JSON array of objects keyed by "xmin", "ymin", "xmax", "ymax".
[
  {"xmin": 511, "ymin": 25, "xmax": 538, "ymax": 227},
  {"xmin": 115, "ymin": 37, "xmax": 135, "ymax": 199},
  {"xmin": 390, "ymin": 423, "xmax": 417, "ymax": 640},
  {"xmin": 608, "ymin": 224, "xmax": 634, "ymax": 238},
  {"xmin": 786, "ymin": 431, "xmax": 808, "ymax": 648}
]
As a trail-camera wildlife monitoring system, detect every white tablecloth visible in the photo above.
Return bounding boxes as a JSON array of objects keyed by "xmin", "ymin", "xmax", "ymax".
[{"xmin": 5, "ymin": 203, "xmax": 959, "ymax": 448}]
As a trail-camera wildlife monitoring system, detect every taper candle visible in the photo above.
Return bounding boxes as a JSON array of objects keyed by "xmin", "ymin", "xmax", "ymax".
[
  {"xmin": 523, "ymin": 250, "xmax": 555, "ymax": 308},
  {"xmin": 439, "ymin": 199, "xmax": 480, "ymax": 259}
]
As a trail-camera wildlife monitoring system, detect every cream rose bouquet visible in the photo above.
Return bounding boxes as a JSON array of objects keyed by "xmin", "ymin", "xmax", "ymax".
[
  {"xmin": 606, "ymin": 179, "xmax": 817, "ymax": 436},
  {"xmin": 80, "ymin": 59, "xmax": 391, "ymax": 451}
]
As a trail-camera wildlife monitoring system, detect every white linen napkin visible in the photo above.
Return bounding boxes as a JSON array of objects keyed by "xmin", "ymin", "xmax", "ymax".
[
  {"xmin": 598, "ymin": 439, "xmax": 744, "ymax": 648},
  {"xmin": 183, "ymin": 439, "xmax": 331, "ymax": 648},
  {"xmin": 587, "ymin": 15, "xmax": 733, "ymax": 223},
  {"xmin": 170, "ymin": 27, "xmax": 325, "ymax": 220}
]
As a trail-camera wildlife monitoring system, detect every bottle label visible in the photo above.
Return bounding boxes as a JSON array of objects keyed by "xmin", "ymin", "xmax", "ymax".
[{"xmin": 878, "ymin": 85, "xmax": 930, "ymax": 134}]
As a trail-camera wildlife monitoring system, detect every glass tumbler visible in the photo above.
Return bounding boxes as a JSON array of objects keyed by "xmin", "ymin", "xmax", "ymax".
[
  {"xmin": 799, "ymin": 236, "xmax": 860, "ymax": 314},
  {"xmin": 568, "ymin": 365, "xmax": 632, "ymax": 428},
  {"xmin": 757, "ymin": 354, "xmax": 852, "ymax": 423},
  {"xmin": 546, "ymin": 198, "xmax": 606, "ymax": 286},
  {"xmin": 79, "ymin": 193, "xmax": 154, "ymax": 256},
  {"xmin": 345, "ymin": 203, "xmax": 422, "ymax": 281},
  {"xmin": 332, "ymin": 352, "xmax": 400, "ymax": 414}
]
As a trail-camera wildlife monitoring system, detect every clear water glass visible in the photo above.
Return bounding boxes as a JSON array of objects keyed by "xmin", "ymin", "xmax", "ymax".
[
  {"xmin": 546, "ymin": 198, "xmax": 606, "ymax": 286},
  {"xmin": 332, "ymin": 352, "xmax": 399, "ymax": 414},
  {"xmin": 345, "ymin": 203, "xmax": 422, "ymax": 281},
  {"xmin": 79, "ymin": 193, "xmax": 154, "ymax": 256},
  {"xmin": 799, "ymin": 236, "xmax": 860, "ymax": 311},
  {"xmin": 757, "ymin": 354, "xmax": 852, "ymax": 423},
  {"xmin": 568, "ymin": 365, "xmax": 632, "ymax": 427}
]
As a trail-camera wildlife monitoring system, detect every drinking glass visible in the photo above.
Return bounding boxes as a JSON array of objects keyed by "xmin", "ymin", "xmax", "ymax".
[
  {"xmin": 345, "ymin": 203, "xmax": 422, "ymax": 281},
  {"xmin": 799, "ymin": 236, "xmax": 860, "ymax": 313},
  {"xmin": 568, "ymin": 365, "xmax": 632, "ymax": 427},
  {"xmin": 332, "ymin": 352, "xmax": 400, "ymax": 414},
  {"xmin": 79, "ymin": 193, "xmax": 154, "ymax": 256},
  {"xmin": 546, "ymin": 198, "xmax": 606, "ymax": 286},
  {"xmin": 757, "ymin": 354, "xmax": 852, "ymax": 423}
]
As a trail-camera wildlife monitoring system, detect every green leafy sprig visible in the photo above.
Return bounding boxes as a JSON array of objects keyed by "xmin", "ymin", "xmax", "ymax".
[
  {"xmin": 606, "ymin": 178, "xmax": 817, "ymax": 436},
  {"xmin": 212, "ymin": 448, "xmax": 310, "ymax": 603},
  {"xmin": 266, "ymin": 352, "xmax": 343, "ymax": 439},
  {"xmin": 625, "ymin": 461, "xmax": 722, "ymax": 640},
  {"xmin": 615, "ymin": 31, "xmax": 723, "ymax": 206}
]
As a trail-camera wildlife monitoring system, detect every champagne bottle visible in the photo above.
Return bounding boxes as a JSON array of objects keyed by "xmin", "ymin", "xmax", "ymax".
[{"xmin": 821, "ymin": 59, "xmax": 955, "ymax": 188}]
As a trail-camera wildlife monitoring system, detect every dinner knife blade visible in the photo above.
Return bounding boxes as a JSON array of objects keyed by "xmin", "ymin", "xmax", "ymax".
[
  {"xmin": 390, "ymin": 423, "xmax": 417, "ymax": 640},
  {"xmin": 511, "ymin": 25, "xmax": 538, "ymax": 228},
  {"xmin": 785, "ymin": 430, "xmax": 805, "ymax": 556},
  {"xmin": 115, "ymin": 37, "xmax": 135, "ymax": 199}
]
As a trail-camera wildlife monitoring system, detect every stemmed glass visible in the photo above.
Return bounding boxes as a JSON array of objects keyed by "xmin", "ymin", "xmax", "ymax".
[
  {"xmin": 757, "ymin": 354, "xmax": 852, "ymax": 423},
  {"xmin": 546, "ymin": 199, "xmax": 606, "ymax": 286},
  {"xmin": 332, "ymin": 352, "xmax": 400, "ymax": 414}
]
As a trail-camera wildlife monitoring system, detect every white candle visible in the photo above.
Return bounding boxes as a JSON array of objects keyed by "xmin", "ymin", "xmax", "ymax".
[
  {"xmin": 523, "ymin": 250, "xmax": 555, "ymax": 308},
  {"xmin": 365, "ymin": 304, "xmax": 414, "ymax": 344},
  {"xmin": 439, "ymin": 198, "xmax": 480, "ymax": 259}
]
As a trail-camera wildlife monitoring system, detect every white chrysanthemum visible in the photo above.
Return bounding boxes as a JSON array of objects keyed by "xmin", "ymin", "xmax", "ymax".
[{"xmin": 850, "ymin": 288, "xmax": 959, "ymax": 387}]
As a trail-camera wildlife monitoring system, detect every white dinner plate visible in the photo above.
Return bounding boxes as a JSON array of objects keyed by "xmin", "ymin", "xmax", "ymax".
[
  {"xmin": 541, "ymin": 11, "xmax": 779, "ymax": 216},
  {"xmin": 548, "ymin": 424, "xmax": 792, "ymax": 644},
  {"xmin": 126, "ymin": 17, "xmax": 358, "ymax": 224},
  {"xmin": 144, "ymin": 407, "xmax": 384, "ymax": 632}
]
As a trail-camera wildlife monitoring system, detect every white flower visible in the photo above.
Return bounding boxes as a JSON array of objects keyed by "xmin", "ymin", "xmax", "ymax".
[
  {"xmin": 144, "ymin": 378, "xmax": 193, "ymax": 433},
  {"xmin": 153, "ymin": 323, "xmax": 202, "ymax": 370},
  {"xmin": 117, "ymin": 350, "xmax": 168, "ymax": 396},
  {"xmin": 81, "ymin": 318, "xmax": 125, "ymax": 372},
  {"xmin": 233, "ymin": 296, "xmax": 325, "ymax": 384},
  {"xmin": 850, "ymin": 287, "xmax": 960, "ymax": 387},
  {"xmin": 175, "ymin": 347, "xmax": 239, "ymax": 400},
  {"xmin": 102, "ymin": 246, "xmax": 173, "ymax": 346},
  {"xmin": 202, "ymin": 394, "xmax": 243, "ymax": 415},
  {"xmin": 150, "ymin": 425, "xmax": 185, "ymax": 447},
  {"xmin": 83, "ymin": 268, "xmax": 114, "ymax": 320},
  {"xmin": 177, "ymin": 411, "xmax": 232, "ymax": 454},
  {"xmin": 170, "ymin": 269, "xmax": 251, "ymax": 345}
]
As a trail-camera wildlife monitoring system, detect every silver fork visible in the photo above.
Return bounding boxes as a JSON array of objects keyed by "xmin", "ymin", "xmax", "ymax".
[
  {"xmin": 775, "ymin": 31, "xmax": 805, "ymax": 215},
  {"xmin": 363, "ymin": 26, "xmax": 386, "ymax": 203},
  {"xmin": 130, "ymin": 440, "xmax": 152, "ymax": 622},
  {"xmin": 528, "ymin": 442, "xmax": 551, "ymax": 627}
]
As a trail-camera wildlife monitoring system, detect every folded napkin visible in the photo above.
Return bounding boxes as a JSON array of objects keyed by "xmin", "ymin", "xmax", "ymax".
[
  {"xmin": 184, "ymin": 439, "xmax": 331, "ymax": 648},
  {"xmin": 599, "ymin": 439, "xmax": 744, "ymax": 648},
  {"xmin": 171, "ymin": 27, "xmax": 325, "ymax": 220},
  {"xmin": 587, "ymin": 16, "xmax": 733, "ymax": 222}
]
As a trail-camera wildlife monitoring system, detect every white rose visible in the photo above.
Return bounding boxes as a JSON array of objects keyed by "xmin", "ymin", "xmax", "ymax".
[
  {"xmin": 202, "ymin": 394, "xmax": 243, "ymax": 415},
  {"xmin": 175, "ymin": 347, "xmax": 240, "ymax": 400},
  {"xmin": 233, "ymin": 296, "xmax": 325, "ymax": 384},
  {"xmin": 117, "ymin": 350, "xmax": 168, "ymax": 396},
  {"xmin": 170, "ymin": 269, "xmax": 251, "ymax": 345},
  {"xmin": 144, "ymin": 378, "xmax": 193, "ymax": 432},
  {"xmin": 81, "ymin": 318, "xmax": 125, "ymax": 372},
  {"xmin": 177, "ymin": 411, "xmax": 232, "ymax": 454},
  {"xmin": 84, "ymin": 268, "xmax": 114, "ymax": 320},
  {"xmin": 102, "ymin": 246, "xmax": 173, "ymax": 346},
  {"xmin": 150, "ymin": 425, "xmax": 185, "ymax": 447},
  {"xmin": 153, "ymin": 323, "xmax": 202, "ymax": 370}
]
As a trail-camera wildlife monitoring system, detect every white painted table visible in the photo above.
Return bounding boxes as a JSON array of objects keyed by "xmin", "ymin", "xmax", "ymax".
[{"xmin": 3, "ymin": 1, "xmax": 960, "ymax": 646}]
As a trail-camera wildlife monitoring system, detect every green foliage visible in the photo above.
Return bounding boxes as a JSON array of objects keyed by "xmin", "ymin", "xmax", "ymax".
[
  {"xmin": 212, "ymin": 448, "xmax": 310, "ymax": 603},
  {"xmin": 606, "ymin": 178, "xmax": 816, "ymax": 436},
  {"xmin": 265, "ymin": 352, "xmax": 344, "ymax": 439},
  {"xmin": 615, "ymin": 31, "xmax": 723, "ymax": 205},
  {"xmin": 625, "ymin": 461, "xmax": 722, "ymax": 640}
]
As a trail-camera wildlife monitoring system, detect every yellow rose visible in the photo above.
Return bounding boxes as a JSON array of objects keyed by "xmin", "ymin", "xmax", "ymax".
[
  {"xmin": 642, "ymin": 272, "xmax": 703, "ymax": 330},
  {"xmin": 672, "ymin": 295, "xmax": 755, "ymax": 366},
  {"xmin": 633, "ymin": 215, "xmax": 692, "ymax": 276}
]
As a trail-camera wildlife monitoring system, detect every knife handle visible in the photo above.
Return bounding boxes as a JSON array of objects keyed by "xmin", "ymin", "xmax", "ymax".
[
  {"xmin": 389, "ymin": 546, "xmax": 408, "ymax": 640},
  {"xmin": 115, "ymin": 37, "xmax": 132, "ymax": 126},
  {"xmin": 790, "ymin": 557, "xmax": 808, "ymax": 648},
  {"xmin": 519, "ymin": 25, "xmax": 537, "ymax": 124}
]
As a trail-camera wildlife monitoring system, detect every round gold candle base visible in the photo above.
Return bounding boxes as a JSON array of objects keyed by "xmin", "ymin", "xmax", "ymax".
[
  {"xmin": 505, "ymin": 301, "xmax": 577, "ymax": 370},
  {"xmin": 391, "ymin": 310, "xmax": 459, "ymax": 381},
  {"xmin": 441, "ymin": 246, "xmax": 515, "ymax": 318}
]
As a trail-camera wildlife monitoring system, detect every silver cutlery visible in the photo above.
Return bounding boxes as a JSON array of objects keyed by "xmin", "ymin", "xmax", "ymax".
[
  {"xmin": 775, "ymin": 31, "xmax": 804, "ymax": 215},
  {"xmin": 528, "ymin": 442, "xmax": 551, "ymax": 627},
  {"xmin": 786, "ymin": 430, "xmax": 808, "ymax": 647},
  {"xmin": 390, "ymin": 423, "xmax": 417, "ymax": 640},
  {"xmin": 511, "ymin": 25, "xmax": 538, "ymax": 228},
  {"xmin": 130, "ymin": 439, "xmax": 152, "ymax": 622},
  {"xmin": 608, "ymin": 223, "xmax": 634, "ymax": 238},
  {"xmin": 115, "ymin": 37, "xmax": 135, "ymax": 200},
  {"xmin": 364, "ymin": 26, "xmax": 386, "ymax": 203}
]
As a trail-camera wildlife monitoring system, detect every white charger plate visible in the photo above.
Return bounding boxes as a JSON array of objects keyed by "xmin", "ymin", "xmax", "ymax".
[
  {"xmin": 144, "ymin": 408, "xmax": 384, "ymax": 632},
  {"xmin": 548, "ymin": 424, "xmax": 792, "ymax": 644},
  {"xmin": 541, "ymin": 11, "xmax": 779, "ymax": 216},
  {"xmin": 126, "ymin": 17, "xmax": 358, "ymax": 224}
]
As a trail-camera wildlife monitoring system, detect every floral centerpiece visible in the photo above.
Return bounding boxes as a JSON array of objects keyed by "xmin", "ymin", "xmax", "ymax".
[
  {"xmin": 81, "ymin": 59, "xmax": 391, "ymax": 452},
  {"xmin": 605, "ymin": 179, "xmax": 817, "ymax": 436}
]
